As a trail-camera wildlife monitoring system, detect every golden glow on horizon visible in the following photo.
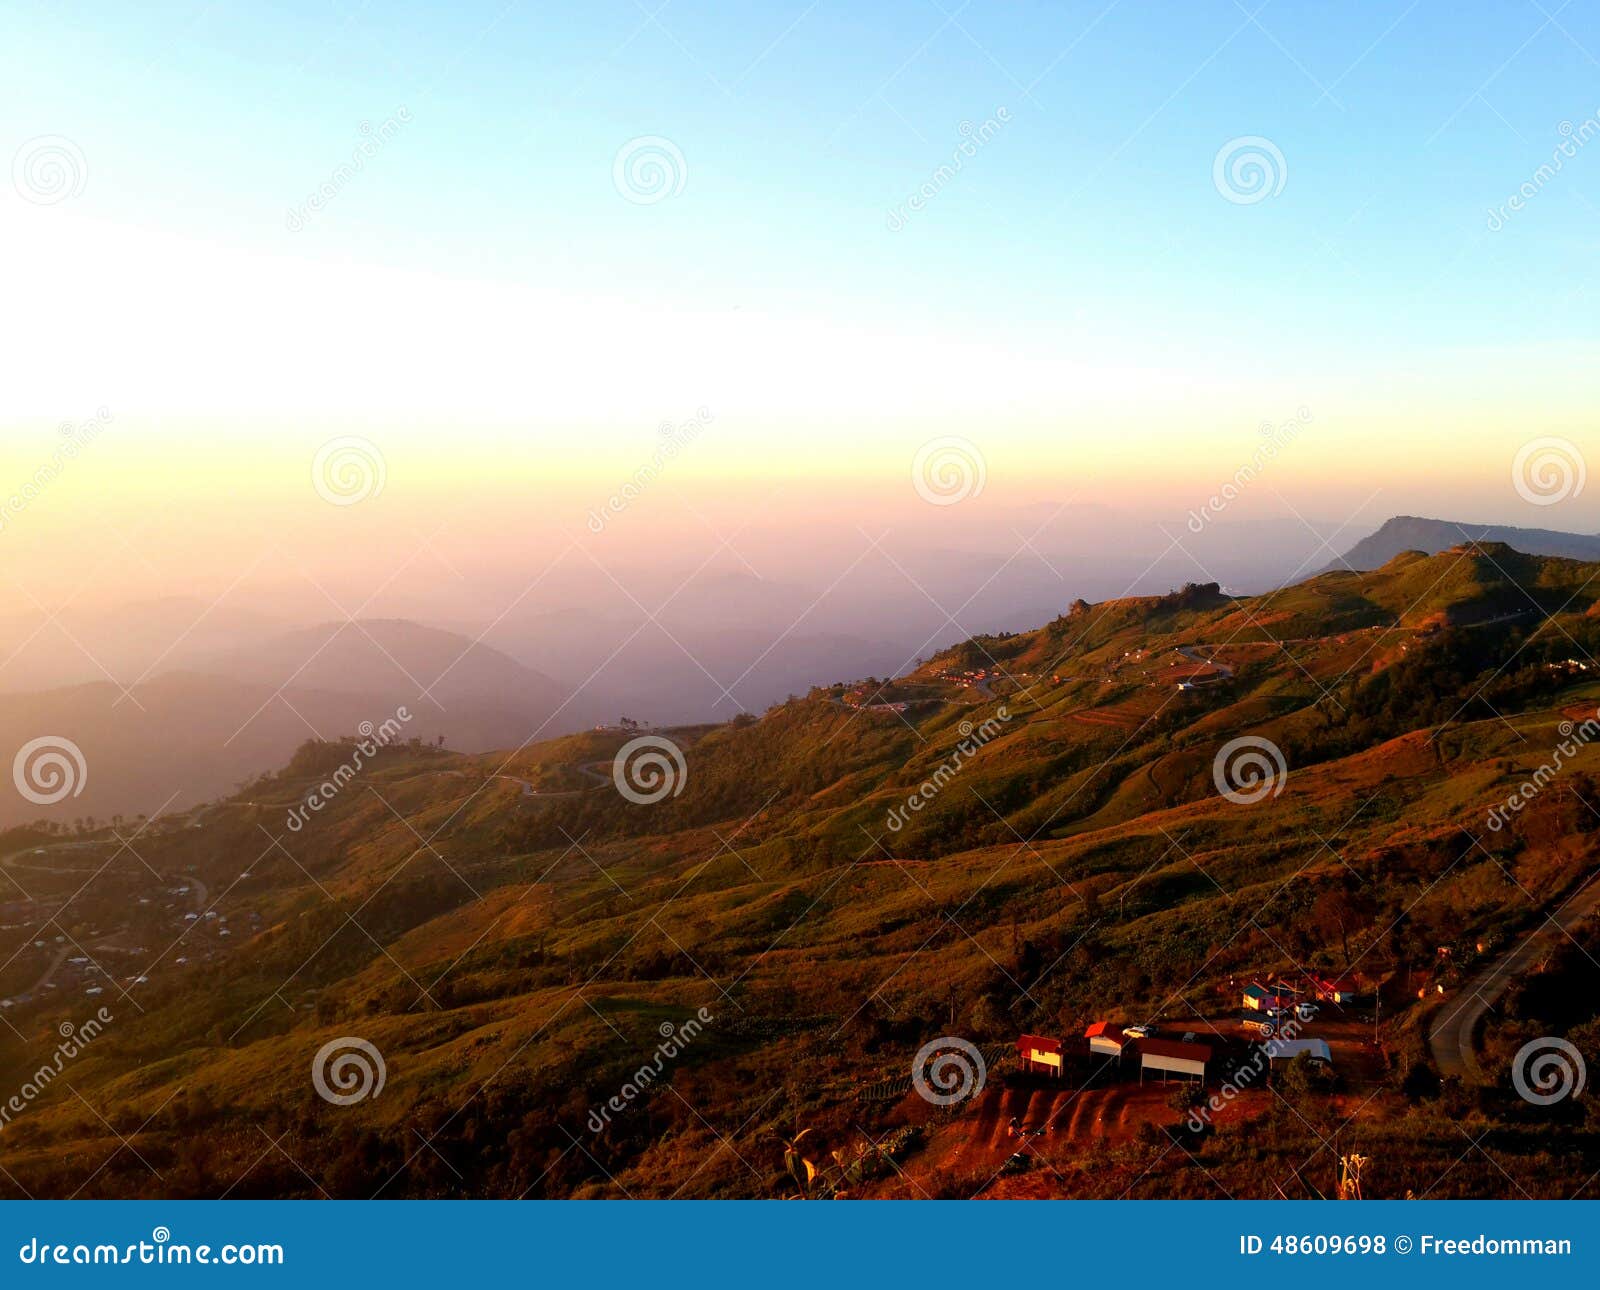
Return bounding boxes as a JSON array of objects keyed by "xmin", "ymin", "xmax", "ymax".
[{"xmin": 5, "ymin": 208, "xmax": 1600, "ymax": 611}]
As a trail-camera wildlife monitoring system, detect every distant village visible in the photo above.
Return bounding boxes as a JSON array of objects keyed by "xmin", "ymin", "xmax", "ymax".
[
  {"xmin": 0, "ymin": 845, "xmax": 263, "ymax": 1015},
  {"xmin": 1014, "ymin": 972, "xmax": 1360, "ymax": 1093}
]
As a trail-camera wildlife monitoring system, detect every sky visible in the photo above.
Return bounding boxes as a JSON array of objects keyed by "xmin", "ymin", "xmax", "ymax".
[{"xmin": 2, "ymin": 0, "xmax": 1599, "ymax": 604}]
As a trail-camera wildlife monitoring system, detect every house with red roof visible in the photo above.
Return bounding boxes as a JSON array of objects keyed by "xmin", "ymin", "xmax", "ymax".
[{"xmin": 1084, "ymin": 1021, "xmax": 1128, "ymax": 1059}]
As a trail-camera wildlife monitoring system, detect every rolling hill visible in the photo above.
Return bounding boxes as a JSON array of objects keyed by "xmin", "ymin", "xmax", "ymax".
[{"xmin": 4, "ymin": 541, "xmax": 1600, "ymax": 1200}]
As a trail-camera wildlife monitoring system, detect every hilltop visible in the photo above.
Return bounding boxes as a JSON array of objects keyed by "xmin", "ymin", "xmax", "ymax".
[
  {"xmin": 4, "ymin": 543, "xmax": 1600, "ymax": 1200},
  {"xmin": 1331, "ymin": 515, "xmax": 1600, "ymax": 571}
]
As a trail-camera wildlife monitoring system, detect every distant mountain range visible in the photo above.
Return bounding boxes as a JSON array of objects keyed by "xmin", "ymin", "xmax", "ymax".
[
  {"xmin": 1330, "ymin": 515, "xmax": 1600, "ymax": 570},
  {"xmin": 0, "ymin": 620, "xmax": 591, "ymax": 827},
  {"xmin": 11, "ymin": 513, "xmax": 1600, "ymax": 827}
]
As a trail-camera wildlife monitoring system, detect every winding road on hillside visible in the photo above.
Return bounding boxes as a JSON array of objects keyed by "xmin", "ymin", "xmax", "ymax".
[
  {"xmin": 1428, "ymin": 870, "xmax": 1600, "ymax": 1081},
  {"xmin": 1, "ymin": 841, "xmax": 103, "ymax": 879},
  {"xmin": 1174, "ymin": 645, "xmax": 1234, "ymax": 681},
  {"xmin": 496, "ymin": 761, "xmax": 613, "ymax": 802}
]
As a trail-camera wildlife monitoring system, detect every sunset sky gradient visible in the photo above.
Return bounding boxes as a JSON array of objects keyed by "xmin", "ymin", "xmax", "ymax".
[{"xmin": 4, "ymin": 1, "xmax": 1599, "ymax": 603}]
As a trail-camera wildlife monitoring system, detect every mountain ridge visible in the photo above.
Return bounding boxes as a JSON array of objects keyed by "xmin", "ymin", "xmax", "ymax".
[{"xmin": 1328, "ymin": 513, "xmax": 1600, "ymax": 571}]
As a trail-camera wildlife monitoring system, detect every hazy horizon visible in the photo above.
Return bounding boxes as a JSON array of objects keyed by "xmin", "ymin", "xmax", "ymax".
[
  {"xmin": 7, "ymin": 2, "xmax": 1600, "ymax": 833},
  {"xmin": 6, "ymin": 3, "xmax": 1599, "ymax": 631}
]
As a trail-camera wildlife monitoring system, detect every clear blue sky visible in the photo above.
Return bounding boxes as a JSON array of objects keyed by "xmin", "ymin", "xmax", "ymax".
[{"xmin": 8, "ymin": 1, "xmax": 1598, "ymax": 347}]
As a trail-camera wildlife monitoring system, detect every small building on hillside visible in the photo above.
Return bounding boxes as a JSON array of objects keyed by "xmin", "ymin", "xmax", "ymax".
[
  {"xmin": 1242, "ymin": 983, "xmax": 1290, "ymax": 1012},
  {"xmin": 1262, "ymin": 1037, "xmax": 1333, "ymax": 1066},
  {"xmin": 1085, "ymin": 1021, "xmax": 1129, "ymax": 1060},
  {"xmin": 1137, "ymin": 1037, "xmax": 1212, "ymax": 1084},
  {"xmin": 1239, "ymin": 1011, "xmax": 1277, "ymax": 1036},
  {"xmin": 1018, "ymin": 1033, "xmax": 1063, "ymax": 1077},
  {"xmin": 1308, "ymin": 974, "xmax": 1359, "ymax": 1003},
  {"xmin": 1017, "ymin": 1033, "xmax": 1089, "ymax": 1078}
]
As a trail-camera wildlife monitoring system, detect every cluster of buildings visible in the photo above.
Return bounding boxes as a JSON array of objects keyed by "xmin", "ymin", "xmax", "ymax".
[
  {"xmin": 0, "ymin": 871, "xmax": 263, "ymax": 1016},
  {"xmin": 1018, "ymin": 1023, "xmax": 1221, "ymax": 1086},
  {"xmin": 1015, "ymin": 987, "xmax": 1353, "ymax": 1091},
  {"xmin": 936, "ymin": 668, "xmax": 998, "ymax": 690},
  {"xmin": 1242, "ymin": 973, "xmax": 1358, "ymax": 1012}
]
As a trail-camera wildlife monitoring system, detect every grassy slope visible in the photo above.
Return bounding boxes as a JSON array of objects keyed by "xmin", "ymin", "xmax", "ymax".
[{"xmin": 4, "ymin": 544, "xmax": 1600, "ymax": 1198}]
